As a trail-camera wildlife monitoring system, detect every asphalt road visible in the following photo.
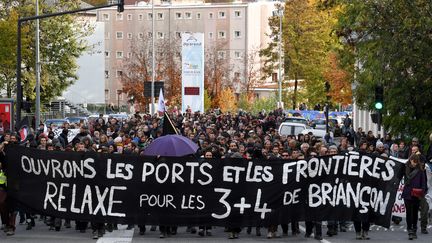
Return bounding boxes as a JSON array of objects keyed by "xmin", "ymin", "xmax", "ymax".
[{"xmin": 1, "ymin": 221, "xmax": 431, "ymax": 243}]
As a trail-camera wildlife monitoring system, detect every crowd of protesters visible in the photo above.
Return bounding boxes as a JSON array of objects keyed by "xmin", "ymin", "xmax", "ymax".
[{"xmin": 0, "ymin": 108, "xmax": 431, "ymax": 240}]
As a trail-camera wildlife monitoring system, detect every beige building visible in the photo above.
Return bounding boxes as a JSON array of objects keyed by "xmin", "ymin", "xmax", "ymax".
[{"xmin": 99, "ymin": 0, "xmax": 277, "ymax": 107}]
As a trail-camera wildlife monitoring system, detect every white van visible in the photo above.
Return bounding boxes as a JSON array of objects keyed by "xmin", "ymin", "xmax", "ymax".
[
  {"xmin": 278, "ymin": 122, "xmax": 308, "ymax": 136},
  {"xmin": 278, "ymin": 122, "xmax": 333, "ymax": 139}
]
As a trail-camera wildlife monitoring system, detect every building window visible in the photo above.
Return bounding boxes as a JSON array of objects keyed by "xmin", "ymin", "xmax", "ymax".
[
  {"xmin": 175, "ymin": 32, "xmax": 181, "ymax": 39},
  {"xmin": 218, "ymin": 31, "xmax": 226, "ymax": 39},
  {"xmin": 103, "ymin": 13, "xmax": 109, "ymax": 21},
  {"xmin": 138, "ymin": 32, "xmax": 144, "ymax": 39},
  {"xmin": 185, "ymin": 12, "xmax": 192, "ymax": 19},
  {"xmin": 148, "ymin": 32, "xmax": 153, "ymax": 38},
  {"xmin": 175, "ymin": 12, "xmax": 182, "ymax": 19},
  {"xmin": 116, "ymin": 31, "xmax": 123, "ymax": 39},
  {"xmin": 218, "ymin": 11, "xmax": 226, "ymax": 19},
  {"xmin": 209, "ymin": 12, "xmax": 214, "ymax": 19},
  {"xmin": 234, "ymin": 10, "xmax": 241, "ymax": 18},
  {"xmin": 234, "ymin": 30, "xmax": 241, "ymax": 38},
  {"xmin": 127, "ymin": 52, "xmax": 132, "ymax": 58},
  {"xmin": 196, "ymin": 12, "xmax": 201, "ymax": 19},
  {"xmin": 157, "ymin": 32, "xmax": 164, "ymax": 39},
  {"xmin": 127, "ymin": 33, "xmax": 132, "ymax": 39},
  {"xmin": 272, "ymin": 73, "xmax": 278, "ymax": 82},
  {"xmin": 208, "ymin": 32, "xmax": 213, "ymax": 39},
  {"xmin": 218, "ymin": 51, "xmax": 226, "ymax": 59},
  {"xmin": 105, "ymin": 71, "xmax": 109, "ymax": 79},
  {"xmin": 147, "ymin": 13, "xmax": 153, "ymax": 20},
  {"xmin": 116, "ymin": 70, "xmax": 123, "ymax": 77},
  {"xmin": 157, "ymin": 12, "xmax": 164, "ymax": 20},
  {"xmin": 116, "ymin": 51, "xmax": 123, "ymax": 59},
  {"xmin": 116, "ymin": 13, "xmax": 123, "ymax": 20},
  {"xmin": 105, "ymin": 89, "xmax": 109, "ymax": 100},
  {"xmin": 105, "ymin": 51, "xmax": 110, "ymax": 58},
  {"xmin": 138, "ymin": 14, "xmax": 143, "ymax": 20},
  {"xmin": 234, "ymin": 51, "xmax": 241, "ymax": 59},
  {"xmin": 105, "ymin": 32, "xmax": 110, "ymax": 39},
  {"xmin": 127, "ymin": 14, "xmax": 132, "ymax": 21}
]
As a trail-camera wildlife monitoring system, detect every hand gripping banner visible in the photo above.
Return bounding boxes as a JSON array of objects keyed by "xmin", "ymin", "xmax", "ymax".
[{"xmin": 5, "ymin": 145, "xmax": 404, "ymax": 227}]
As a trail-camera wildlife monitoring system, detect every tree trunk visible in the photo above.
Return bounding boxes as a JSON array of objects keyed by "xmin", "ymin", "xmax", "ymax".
[
  {"xmin": 7, "ymin": 82, "xmax": 12, "ymax": 98},
  {"xmin": 292, "ymin": 73, "xmax": 298, "ymax": 110}
]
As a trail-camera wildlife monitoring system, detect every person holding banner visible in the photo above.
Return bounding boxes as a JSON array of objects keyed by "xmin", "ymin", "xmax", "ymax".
[
  {"xmin": 403, "ymin": 154, "xmax": 428, "ymax": 240},
  {"xmin": 0, "ymin": 161, "xmax": 7, "ymax": 231},
  {"xmin": 410, "ymin": 145, "xmax": 430, "ymax": 234},
  {"xmin": 198, "ymin": 150, "xmax": 214, "ymax": 237},
  {"xmin": 305, "ymin": 150, "xmax": 323, "ymax": 240}
]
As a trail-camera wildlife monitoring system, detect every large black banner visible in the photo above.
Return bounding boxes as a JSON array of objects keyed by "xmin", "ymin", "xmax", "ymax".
[{"xmin": 5, "ymin": 145, "xmax": 404, "ymax": 227}]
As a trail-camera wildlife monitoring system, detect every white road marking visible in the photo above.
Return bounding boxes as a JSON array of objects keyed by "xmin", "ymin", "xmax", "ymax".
[{"xmin": 97, "ymin": 225, "xmax": 134, "ymax": 243}]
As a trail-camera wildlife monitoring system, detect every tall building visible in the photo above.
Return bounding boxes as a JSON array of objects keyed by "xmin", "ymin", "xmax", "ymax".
[{"xmin": 99, "ymin": 0, "xmax": 277, "ymax": 108}]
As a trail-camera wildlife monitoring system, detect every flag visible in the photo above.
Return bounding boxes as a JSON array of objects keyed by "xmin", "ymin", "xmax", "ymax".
[
  {"xmin": 162, "ymin": 112, "xmax": 178, "ymax": 136},
  {"xmin": 19, "ymin": 126, "xmax": 28, "ymax": 142},
  {"xmin": 157, "ymin": 88, "xmax": 165, "ymax": 115}
]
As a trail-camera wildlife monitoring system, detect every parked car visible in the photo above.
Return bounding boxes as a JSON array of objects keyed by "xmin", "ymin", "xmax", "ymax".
[
  {"xmin": 108, "ymin": 113, "xmax": 129, "ymax": 121},
  {"xmin": 278, "ymin": 122, "xmax": 309, "ymax": 137},
  {"xmin": 278, "ymin": 122, "xmax": 333, "ymax": 139},
  {"xmin": 44, "ymin": 119, "xmax": 68, "ymax": 129},
  {"xmin": 310, "ymin": 119, "xmax": 327, "ymax": 130},
  {"xmin": 88, "ymin": 114, "xmax": 109, "ymax": 124},
  {"xmin": 310, "ymin": 118, "xmax": 341, "ymax": 137},
  {"xmin": 283, "ymin": 116, "xmax": 308, "ymax": 125},
  {"xmin": 66, "ymin": 117, "xmax": 88, "ymax": 126}
]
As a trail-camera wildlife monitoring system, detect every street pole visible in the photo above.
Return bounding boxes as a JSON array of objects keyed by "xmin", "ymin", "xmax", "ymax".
[
  {"xmin": 325, "ymin": 81, "xmax": 330, "ymax": 135},
  {"xmin": 117, "ymin": 91, "xmax": 120, "ymax": 112},
  {"xmin": 16, "ymin": 21, "xmax": 22, "ymax": 130},
  {"xmin": 151, "ymin": 0, "xmax": 155, "ymax": 115},
  {"xmin": 278, "ymin": 8, "xmax": 283, "ymax": 109},
  {"xmin": 35, "ymin": 0, "xmax": 41, "ymax": 128}
]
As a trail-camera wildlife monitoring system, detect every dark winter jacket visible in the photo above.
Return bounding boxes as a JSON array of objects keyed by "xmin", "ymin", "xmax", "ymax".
[{"xmin": 402, "ymin": 165, "xmax": 427, "ymax": 200}]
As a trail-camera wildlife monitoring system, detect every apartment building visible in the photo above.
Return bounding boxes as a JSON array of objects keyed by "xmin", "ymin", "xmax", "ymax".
[{"xmin": 99, "ymin": 0, "xmax": 277, "ymax": 107}]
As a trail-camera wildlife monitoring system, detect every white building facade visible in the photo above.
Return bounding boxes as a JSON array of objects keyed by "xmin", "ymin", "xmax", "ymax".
[{"xmin": 98, "ymin": 1, "xmax": 277, "ymax": 107}]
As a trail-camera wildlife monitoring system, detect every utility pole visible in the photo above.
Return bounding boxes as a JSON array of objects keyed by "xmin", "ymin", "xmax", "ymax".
[
  {"xmin": 151, "ymin": 0, "xmax": 155, "ymax": 115},
  {"xmin": 35, "ymin": 0, "xmax": 41, "ymax": 128},
  {"xmin": 277, "ymin": 6, "xmax": 284, "ymax": 109},
  {"xmin": 325, "ymin": 81, "xmax": 331, "ymax": 135}
]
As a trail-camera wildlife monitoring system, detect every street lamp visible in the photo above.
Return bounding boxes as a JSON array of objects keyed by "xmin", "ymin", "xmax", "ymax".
[
  {"xmin": 275, "ymin": 6, "xmax": 284, "ymax": 109},
  {"xmin": 151, "ymin": 0, "xmax": 155, "ymax": 115},
  {"xmin": 117, "ymin": 90, "xmax": 122, "ymax": 112}
]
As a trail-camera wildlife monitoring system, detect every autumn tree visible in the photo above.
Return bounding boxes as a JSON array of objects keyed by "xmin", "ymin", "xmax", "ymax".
[
  {"xmin": 323, "ymin": 52, "xmax": 352, "ymax": 105},
  {"xmin": 204, "ymin": 41, "xmax": 232, "ymax": 107},
  {"xmin": 121, "ymin": 37, "xmax": 182, "ymax": 111},
  {"xmin": 204, "ymin": 89, "xmax": 212, "ymax": 111},
  {"xmin": 217, "ymin": 87, "xmax": 237, "ymax": 113},
  {"xmin": 240, "ymin": 48, "xmax": 264, "ymax": 102},
  {"xmin": 261, "ymin": 0, "xmax": 339, "ymax": 109}
]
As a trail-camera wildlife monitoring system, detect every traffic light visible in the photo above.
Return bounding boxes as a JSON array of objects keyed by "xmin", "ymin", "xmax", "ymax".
[
  {"xmin": 374, "ymin": 85, "xmax": 383, "ymax": 110},
  {"xmin": 370, "ymin": 113, "xmax": 382, "ymax": 124},
  {"xmin": 117, "ymin": 0, "xmax": 124, "ymax": 13}
]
